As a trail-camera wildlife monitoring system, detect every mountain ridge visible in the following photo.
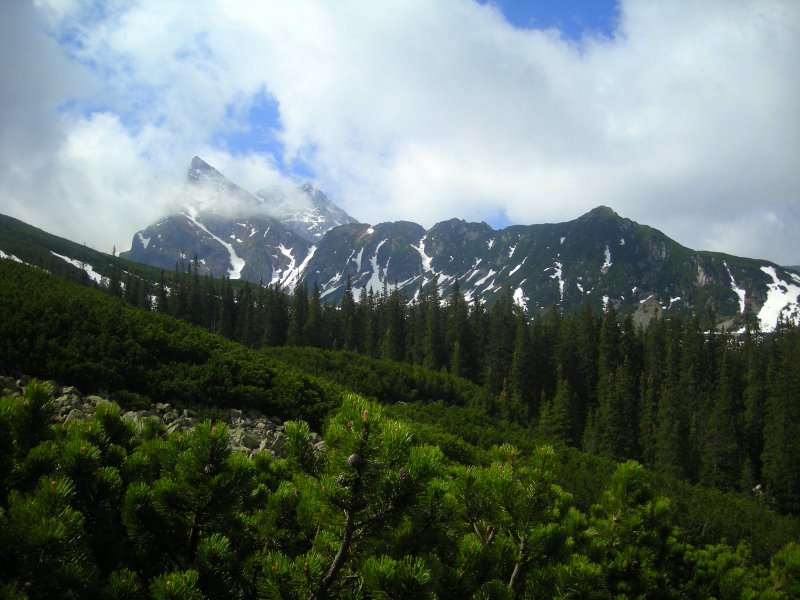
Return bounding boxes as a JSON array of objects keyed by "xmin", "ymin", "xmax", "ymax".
[
  {"xmin": 5, "ymin": 156, "xmax": 798, "ymax": 332},
  {"xmin": 116, "ymin": 157, "xmax": 800, "ymax": 332}
]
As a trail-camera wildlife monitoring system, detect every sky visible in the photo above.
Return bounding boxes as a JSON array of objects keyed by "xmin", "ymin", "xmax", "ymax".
[{"xmin": 0, "ymin": 0, "xmax": 798, "ymax": 264}]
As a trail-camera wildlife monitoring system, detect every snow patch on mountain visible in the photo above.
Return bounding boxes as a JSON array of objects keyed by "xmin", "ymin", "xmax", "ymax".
[
  {"xmin": 280, "ymin": 245, "xmax": 316, "ymax": 292},
  {"xmin": 513, "ymin": 286, "xmax": 528, "ymax": 311},
  {"xmin": 184, "ymin": 213, "xmax": 246, "ymax": 279},
  {"xmin": 487, "ymin": 239, "xmax": 494, "ymax": 250},
  {"xmin": 412, "ymin": 237, "xmax": 434, "ymax": 273},
  {"xmin": 547, "ymin": 260, "xmax": 565, "ymax": 301},
  {"xmin": 137, "ymin": 232, "xmax": 150, "ymax": 250},
  {"xmin": 50, "ymin": 251, "xmax": 106, "ymax": 285},
  {"xmin": 365, "ymin": 240, "xmax": 388, "ymax": 292},
  {"xmin": 724, "ymin": 261, "xmax": 746, "ymax": 314},
  {"xmin": 0, "ymin": 250, "xmax": 26, "ymax": 264},
  {"xmin": 758, "ymin": 266, "xmax": 800, "ymax": 332},
  {"xmin": 602, "ymin": 245, "xmax": 612, "ymax": 274},
  {"xmin": 473, "ymin": 269, "xmax": 496, "ymax": 288},
  {"xmin": 508, "ymin": 257, "xmax": 527, "ymax": 277},
  {"xmin": 508, "ymin": 244, "xmax": 517, "ymax": 258}
]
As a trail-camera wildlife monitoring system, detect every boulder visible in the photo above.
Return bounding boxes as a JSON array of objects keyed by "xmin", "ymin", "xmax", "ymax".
[{"xmin": 65, "ymin": 408, "xmax": 85, "ymax": 422}]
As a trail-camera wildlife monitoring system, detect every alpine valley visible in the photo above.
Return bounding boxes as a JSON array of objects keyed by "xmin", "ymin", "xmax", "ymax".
[{"xmin": 120, "ymin": 157, "xmax": 800, "ymax": 333}]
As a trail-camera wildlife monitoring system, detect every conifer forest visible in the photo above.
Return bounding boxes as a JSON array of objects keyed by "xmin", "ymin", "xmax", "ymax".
[{"xmin": 1, "ymin": 258, "xmax": 799, "ymax": 598}]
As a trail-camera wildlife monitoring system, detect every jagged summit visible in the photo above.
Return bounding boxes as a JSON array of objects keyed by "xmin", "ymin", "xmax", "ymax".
[
  {"xmin": 121, "ymin": 158, "xmax": 357, "ymax": 283},
  {"xmin": 187, "ymin": 156, "xmax": 221, "ymax": 180}
]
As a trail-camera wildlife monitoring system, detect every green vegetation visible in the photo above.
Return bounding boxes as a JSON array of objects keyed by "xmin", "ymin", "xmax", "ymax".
[
  {"xmin": 2, "ymin": 255, "xmax": 800, "ymax": 597},
  {"xmin": 1, "ymin": 382, "xmax": 799, "ymax": 598},
  {"xmin": 0, "ymin": 260, "xmax": 341, "ymax": 427}
]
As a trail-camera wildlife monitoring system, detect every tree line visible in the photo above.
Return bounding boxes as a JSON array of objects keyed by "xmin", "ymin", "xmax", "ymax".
[{"xmin": 95, "ymin": 259, "xmax": 800, "ymax": 515}]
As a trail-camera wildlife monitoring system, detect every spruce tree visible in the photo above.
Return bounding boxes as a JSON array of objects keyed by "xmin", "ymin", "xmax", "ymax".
[
  {"xmin": 539, "ymin": 373, "xmax": 578, "ymax": 445},
  {"xmin": 700, "ymin": 347, "xmax": 743, "ymax": 490},
  {"xmin": 287, "ymin": 282, "xmax": 308, "ymax": 346},
  {"xmin": 761, "ymin": 327, "xmax": 800, "ymax": 511}
]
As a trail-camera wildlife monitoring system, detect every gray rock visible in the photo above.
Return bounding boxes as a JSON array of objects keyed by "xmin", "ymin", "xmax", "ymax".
[
  {"xmin": 270, "ymin": 432, "xmax": 286, "ymax": 454},
  {"xmin": 241, "ymin": 432, "xmax": 261, "ymax": 450},
  {"xmin": 66, "ymin": 408, "xmax": 85, "ymax": 422},
  {"xmin": 167, "ymin": 418, "xmax": 196, "ymax": 433},
  {"xmin": 0, "ymin": 377, "xmax": 21, "ymax": 396},
  {"xmin": 61, "ymin": 386, "xmax": 81, "ymax": 397},
  {"xmin": 155, "ymin": 402, "xmax": 171, "ymax": 412}
]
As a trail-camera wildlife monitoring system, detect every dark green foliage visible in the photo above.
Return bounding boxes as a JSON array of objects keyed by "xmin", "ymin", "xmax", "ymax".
[
  {"xmin": 0, "ymin": 260, "xmax": 341, "ymax": 426},
  {"xmin": 3, "ymin": 254, "xmax": 800, "ymax": 596},
  {"xmin": 0, "ymin": 380, "xmax": 798, "ymax": 598}
]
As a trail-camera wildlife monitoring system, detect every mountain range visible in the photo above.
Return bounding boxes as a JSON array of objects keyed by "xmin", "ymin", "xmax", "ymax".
[
  {"xmin": 1, "ymin": 156, "xmax": 797, "ymax": 333},
  {"xmin": 119, "ymin": 157, "xmax": 799, "ymax": 333}
]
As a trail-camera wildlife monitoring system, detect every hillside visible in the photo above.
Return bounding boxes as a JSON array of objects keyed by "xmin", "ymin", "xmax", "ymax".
[{"xmin": 1, "ymin": 257, "xmax": 800, "ymax": 597}]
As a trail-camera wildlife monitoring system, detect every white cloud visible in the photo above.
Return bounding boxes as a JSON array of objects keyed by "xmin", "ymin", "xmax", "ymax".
[{"xmin": 1, "ymin": 0, "xmax": 798, "ymax": 263}]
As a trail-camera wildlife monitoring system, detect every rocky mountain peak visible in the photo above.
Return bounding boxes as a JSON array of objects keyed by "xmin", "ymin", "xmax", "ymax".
[{"xmin": 581, "ymin": 206, "xmax": 619, "ymax": 220}]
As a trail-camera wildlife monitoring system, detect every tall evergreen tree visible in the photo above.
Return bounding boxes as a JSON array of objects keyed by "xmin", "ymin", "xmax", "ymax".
[
  {"xmin": 381, "ymin": 287, "xmax": 407, "ymax": 363},
  {"xmin": 539, "ymin": 371, "xmax": 579, "ymax": 445},
  {"xmin": 422, "ymin": 277, "xmax": 445, "ymax": 371},
  {"xmin": 508, "ymin": 311, "xmax": 536, "ymax": 418},
  {"xmin": 761, "ymin": 326, "xmax": 800, "ymax": 511},
  {"xmin": 287, "ymin": 282, "xmax": 309, "ymax": 346},
  {"xmin": 654, "ymin": 317, "xmax": 691, "ymax": 479},
  {"xmin": 700, "ymin": 346, "xmax": 743, "ymax": 490},
  {"xmin": 339, "ymin": 275, "xmax": 356, "ymax": 350},
  {"xmin": 304, "ymin": 282, "xmax": 325, "ymax": 348}
]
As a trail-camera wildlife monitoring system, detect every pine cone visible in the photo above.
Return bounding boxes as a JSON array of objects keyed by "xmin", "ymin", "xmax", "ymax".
[
  {"xmin": 348, "ymin": 453, "xmax": 364, "ymax": 470},
  {"xmin": 337, "ymin": 474, "xmax": 349, "ymax": 487},
  {"xmin": 398, "ymin": 467, "xmax": 411, "ymax": 482},
  {"xmin": 204, "ymin": 463, "xmax": 217, "ymax": 476}
]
